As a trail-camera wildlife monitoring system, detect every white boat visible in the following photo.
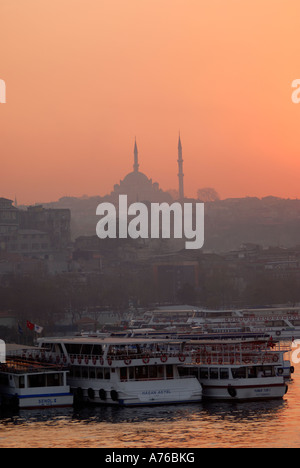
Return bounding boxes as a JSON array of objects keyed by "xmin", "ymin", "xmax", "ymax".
[
  {"xmin": 34, "ymin": 336, "xmax": 202, "ymax": 406},
  {"xmin": 179, "ymin": 340, "xmax": 290, "ymax": 401},
  {"xmin": 0, "ymin": 357, "xmax": 73, "ymax": 409},
  {"xmin": 185, "ymin": 306, "xmax": 300, "ymax": 341}
]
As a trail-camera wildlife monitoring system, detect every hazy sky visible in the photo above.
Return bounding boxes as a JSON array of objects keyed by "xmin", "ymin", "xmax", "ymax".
[{"xmin": 1, "ymin": 0, "xmax": 300, "ymax": 204}]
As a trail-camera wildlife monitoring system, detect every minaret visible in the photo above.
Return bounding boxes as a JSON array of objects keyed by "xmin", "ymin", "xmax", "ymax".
[
  {"xmin": 177, "ymin": 134, "xmax": 184, "ymax": 200},
  {"xmin": 133, "ymin": 138, "xmax": 139, "ymax": 173}
]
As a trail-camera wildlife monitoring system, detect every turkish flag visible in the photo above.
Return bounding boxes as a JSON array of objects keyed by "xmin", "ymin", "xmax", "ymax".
[{"xmin": 26, "ymin": 320, "xmax": 34, "ymax": 331}]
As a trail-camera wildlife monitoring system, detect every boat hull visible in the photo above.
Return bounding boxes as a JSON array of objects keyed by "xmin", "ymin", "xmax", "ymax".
[
  {"xmin": 70, "ymin": 377, "xmax": 202, "ymax": 406},
  {"xmin": 1, "ymin": 391, "xmax": 73, "ymax": 409},
  {"xmin": 201, "ymin": 377, "xmax": 288, "ymax": 401}
]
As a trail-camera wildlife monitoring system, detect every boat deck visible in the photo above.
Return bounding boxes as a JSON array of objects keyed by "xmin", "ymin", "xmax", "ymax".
[{"xmin": 0, "ymin": 357, "xmax": 68, "ymax": 374}]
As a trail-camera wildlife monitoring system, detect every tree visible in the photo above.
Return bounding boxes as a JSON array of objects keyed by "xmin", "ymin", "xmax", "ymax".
[{"xmin": 197, "ymin": 187, "xmax": 220, "ymax": 202}]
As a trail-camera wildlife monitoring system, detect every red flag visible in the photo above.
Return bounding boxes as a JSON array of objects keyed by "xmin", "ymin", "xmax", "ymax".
[{"xmin": 26, "ymin": 320, "xmax": 34, "ymax": 331}]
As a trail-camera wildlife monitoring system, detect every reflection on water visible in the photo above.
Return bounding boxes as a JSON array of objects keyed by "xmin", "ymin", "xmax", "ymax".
[{"xmin": 1, "ymin": 367, "xmax": 300, "ymax": 448}]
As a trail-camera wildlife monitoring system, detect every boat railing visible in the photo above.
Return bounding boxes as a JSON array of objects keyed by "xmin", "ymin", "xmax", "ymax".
[
  {"xmin": 32, "ymin": 350, "xmax": 189, "ymax": 366},
  {"xmin": 0, "ymin": 357, "xmax": 67, "ymax": 374},
  {"xmin": 20, "ymin": 343, "xmax": 291, "ymax": 367},
  {"xmin": 191, "ymin": 349, "xmax": 285, "ymax": 366}
]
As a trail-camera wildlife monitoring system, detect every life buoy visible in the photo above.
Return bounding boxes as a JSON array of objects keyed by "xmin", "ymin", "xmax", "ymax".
[
  {"xmin": 92, "ymin": 356, "xmax": 97, "ymax": 365},
  {"xmin": 110, "ymin": 390, "xmax": 119, "ymax": 402},
  {"xmin": 107, "ymin": 357, "xmax": 112, "ymax": 366},
  {"xmin": 99, "ymin": 389, "xmax": 107, "ymax": 401},
  {"xmin": 161, "ymin": 355, "xmax": 168, "ymax": 363},
  {"xmin": 85, "ymin": 356, "xmax": 89, "ymax": 364},
  {"xmin": 227, "ymin": 386, "xmax": 237, "ymax": 398},
  {"xmin": 124, "ymin": 358, "xmax": 131, "ymax": 365},
  {"xmin": 99, "ymin": 356, "xmax": 104, "ymax": 365},
  {"xmin": 77, "ymin": 355, "xmax": 82, "ymax": 364},
  {"xmin": 276, "ymin": 331, "xmax": 281, "ymax": 336},
  {"xmin": 74, "ymin": 387, "xmax": 84, "ymax": 404},
  {"xmin": 178, "ymin": 354, "xmax": 186, "ymax": 363},
  {"xmin": 290, "ymin": 366, "xmax": 295, "ymax": 374},
  {"xmin": 273, "ymin": 354, "xmax": 279, "ymax": 363},
  {"xmin": 218, "ymin": 358, "xmax": 223, "ymax": 365},
  {"xmin": 143, "ymin": 356, "xmax": 150, "ymax": 364},
  {"xmin": 195, "ymin": 355, "xmax": 201, "ymax": 364},
  {"xmin": 70, "ymin": 355, "xmax": 75, "ymax": 364}
]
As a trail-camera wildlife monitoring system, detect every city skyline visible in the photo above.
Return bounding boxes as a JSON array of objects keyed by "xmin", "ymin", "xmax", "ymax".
[{"xmin": 1, "ymin": 0, "xmax": 300, "ymax": 205}]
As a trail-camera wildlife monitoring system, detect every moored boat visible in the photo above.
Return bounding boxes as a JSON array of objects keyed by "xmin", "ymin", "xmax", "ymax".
[
  {"xmin": 0, "ymin": 357, "xmax": 73, "ymax": 409},
  {"xmin": 179, "ymin": 341, "xmax": 290, "ymax": 401},
  {"xmin": 34, "ymin": 336, "xmax": 202, "ymax": 406}
]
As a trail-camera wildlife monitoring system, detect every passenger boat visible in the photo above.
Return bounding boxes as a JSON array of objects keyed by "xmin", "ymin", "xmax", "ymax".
[
  {"xmin": 0, "ymin": 357, "xmax": 73, "ymax": 409},
  {"xmin": 34, "ymin": 336, "xmax": 202, "ymax": 406},
  {"xmin": 179, "ymin": 340, "xmax": 290, "ymax": 401},
  {"xmin": 132, "ymin": 306, "xmax": 300, "ymax": 341},
  {"xmin": 186, "ymin": 307, "xmax": 300, "ymax": 340}
]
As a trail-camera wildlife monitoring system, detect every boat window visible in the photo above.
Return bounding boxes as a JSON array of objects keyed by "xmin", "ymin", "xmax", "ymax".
[
  {"xmin": 259, "ymin": 366, "xmax": 274, "ymax": 377},
  {"xmin": 89, "ymin": 368, "xmax": 96, "ymax": 379},
  {"xmin": 209, "ymin": 368, "xmax": 219, "ymax": 379},
  {"xmin": 166, "ymin": 365, "xmax": 173, "ymax": 379},
  {"xmin": 15, "ymin": 375, "xmax": 25, "ymax": 388},
  {"xmin": 291, "ymin": 320, "xmax": 300, "ymax": 326},
  {"xmin": 149, "ymin": 366, "xmax": 158, "ymax": 379},
  {"xmin": 46, "ymin": 373, "xmax": 62, "ymax": 387},
  {"xmin": 157, "ymin": 366, "xmax": 164, "ymax": 379},
  {"xmin": 97, "ymin": 369, "xmax": 104, "ymax": 379},
  {"xmin": 247, "ymin": 367, "xmax": 256, "ymax": 378},
  {"xmin": 28, "ymin": 374, "xmax": 46, "ymax": 388},
  {"xmin": 128, "ymin": 367, "xmax": 135, "ymax": 380},
  {"xmin": 0, "ymin": 373, "xmax": 9, "ymax": 385},
  {"xmin": 220, "ymin": 368, "xmax": 229, "ymax": 380},
  {"xmin": 232, "ymin": 367, "xmax": 247, "ymax": 379},
  {"xmin": 53, "ymin": 343, "xmax": 64, "ymax": 354},
  {"xmin": 44, "ymin": 343, "xmax": 56, "ymax": 353},
  {"xmin": 81, "ymin": 344, "xmax": 93, "ymax": 355},
  {"xmin": 64, "ymin": 344, "xmax": 82, "ymax": 355},
  {"xmin": 92, "ymin": 345, "xmax": 103, "ymax": 355},
  {"xmin": 41, "ymin": 343, "xmax": 52, "ymax": 351},
  {"xmin": 135, "ymin": 366, "xmax": 149, "ymax": 380},
  {"xmin": 200, "ymin": 368, "xmax": 208, "ymax": 379},
  {"xmin": 120, "ymin": 367, "xmax": 127, "ymax": 381},
  {"xmin": 104, "ymin": 368, "xmax": 110, "ymax": 380}
]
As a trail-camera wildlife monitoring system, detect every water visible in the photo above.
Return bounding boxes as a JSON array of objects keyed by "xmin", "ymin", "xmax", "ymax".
[{"xmin": 1, "ymin": 365, "xmax": 300, "ymax": 448}]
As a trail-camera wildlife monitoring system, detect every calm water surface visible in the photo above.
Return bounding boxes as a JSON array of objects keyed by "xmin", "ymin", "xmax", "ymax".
[{"xmin": 1, "ymin": 364, "xmax": 300, "ymax": 448}]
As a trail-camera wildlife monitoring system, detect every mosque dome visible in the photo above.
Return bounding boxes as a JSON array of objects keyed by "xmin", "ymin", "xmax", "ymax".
[{"xmin": 109, "ymin": 140, "xmax": 172, "ymax": 204}]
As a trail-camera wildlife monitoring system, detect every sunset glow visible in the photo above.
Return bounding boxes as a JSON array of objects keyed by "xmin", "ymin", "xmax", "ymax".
[{"xmin": 1, "ymin": 0, "xmax": 300, "ymax": 204}]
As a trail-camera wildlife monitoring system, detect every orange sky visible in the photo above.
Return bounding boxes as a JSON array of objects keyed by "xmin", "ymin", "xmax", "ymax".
[{"xmin": 1, "ymin": 0, "xmax": 300, "ymax": 205}]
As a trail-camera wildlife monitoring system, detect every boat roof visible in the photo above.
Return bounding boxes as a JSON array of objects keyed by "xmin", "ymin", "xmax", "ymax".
[
  {"xmin": 38, "ymin": 336, "xmax": 185, "ymax": 346},
  {"xmin": 1, "ymin": 358, "xmax": 68, "ymax": 375}
]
